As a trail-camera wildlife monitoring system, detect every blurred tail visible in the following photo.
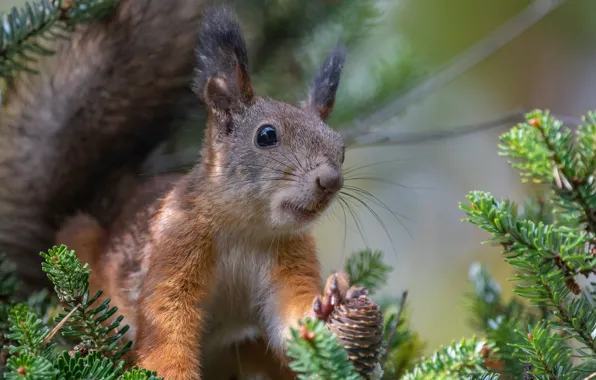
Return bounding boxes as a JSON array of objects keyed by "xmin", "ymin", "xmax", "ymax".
[{"xmin": 0, "ymin": 0, "xmax": 213, "ymax": 291}]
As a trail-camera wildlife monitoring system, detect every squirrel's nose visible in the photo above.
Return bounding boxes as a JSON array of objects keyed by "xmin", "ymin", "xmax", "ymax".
[{"xmin": 316, "ymin": 167, "xmax": 343, "ymax": 194}]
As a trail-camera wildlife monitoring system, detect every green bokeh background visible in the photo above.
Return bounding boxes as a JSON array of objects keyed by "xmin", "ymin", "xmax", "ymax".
[{"xmin": 4, "ymin": 0, "xmax": 596, "ymax": 354}]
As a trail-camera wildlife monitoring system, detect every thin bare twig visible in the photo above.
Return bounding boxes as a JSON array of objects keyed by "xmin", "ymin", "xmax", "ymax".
[
  {"xmin": 41, "ymin": 304, "xmax": 80, "ymax": 346},
  {"xmin": 346, "ymin": 108, "xmax": 582, "ymax": 147},
  {"xmin": 141, "ymin": 0, "xmax": 570, "ymax": 173},
  {"xmin": 583, "ymin": 372, "xmax": 596, "ymax": 380},
  {"xmin": 380, "ymin": 290, "xmax": 408, "ymax": 368},
  {"xmin": 341, "ymin": 0, "xmax": 568, "ymax": 142},
  {"xmin": 140, "ymin": 108, "xmax": 582, "ymax": 174}
]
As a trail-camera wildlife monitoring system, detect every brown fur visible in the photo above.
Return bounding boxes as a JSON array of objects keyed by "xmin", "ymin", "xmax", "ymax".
[
  {"xmin": 56, "ymin": 6, "xmax": 348, "ymax": 379},
  {"xmin": 0, "ymin": 0, "xmax": 217, "ymax": 292}
]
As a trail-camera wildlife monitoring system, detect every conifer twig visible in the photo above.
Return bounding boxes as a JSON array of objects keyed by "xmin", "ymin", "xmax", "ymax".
[
  {"xmin": 380, "ymin": 289, "xmax": 408, "ymax": 368},
  {"xmin": 0, "ymin": 0, "xmax": 118, "ymax": 78}
]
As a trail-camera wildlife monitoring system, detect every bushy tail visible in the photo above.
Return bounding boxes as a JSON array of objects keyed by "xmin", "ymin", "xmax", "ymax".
[{"xmin": 0, "ymin": 0, "xmax": 212, "ymax": 291}]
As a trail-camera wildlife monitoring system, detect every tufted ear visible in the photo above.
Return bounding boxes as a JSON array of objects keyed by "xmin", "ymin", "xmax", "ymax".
[
  {"xmin": 192, "ymin": 7, "xmax": 254, "ymax": 116},
  {"xmin": 302, "ymin": 46, "xmax": 346, "ymax": 121}
]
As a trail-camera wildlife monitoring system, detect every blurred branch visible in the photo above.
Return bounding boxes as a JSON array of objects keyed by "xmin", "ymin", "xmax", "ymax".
[
  {"xmin": 341, "ymin": 0, "xmax": 568, "ymax": 141},
  {"xmin": 141, "ymin": 108, "xmax": 581, "ymax": 175},
  {"xmin": 142, "ymin": 0, "xmax": 571, "ymax": 174},
  {"xmin": 381, "ymin": 290, "xmax": 408, "ymax": 368},
  {"xmin": 346, "ymin": 108, "xmax": 582, "ymax": 147}
]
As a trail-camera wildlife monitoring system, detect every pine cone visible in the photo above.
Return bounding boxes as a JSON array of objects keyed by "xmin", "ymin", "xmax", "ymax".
[{"xmin": 326, "ymin": 293, "xmax": 384, "ymax": 379}]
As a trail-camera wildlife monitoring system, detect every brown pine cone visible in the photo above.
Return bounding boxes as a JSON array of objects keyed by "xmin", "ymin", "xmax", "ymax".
[
  {"xmin": 314, "ymin": 273, "xmax": 384, "ymax": 379},
  {"xmin": 326, "ymin": 295, "xmax": 384, "ymax": 379}
]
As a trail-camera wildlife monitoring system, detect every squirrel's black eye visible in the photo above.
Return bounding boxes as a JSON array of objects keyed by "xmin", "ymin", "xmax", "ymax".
[{"xmin": 255, "ymin": 124, "xmax": 279, "ymax": 148}]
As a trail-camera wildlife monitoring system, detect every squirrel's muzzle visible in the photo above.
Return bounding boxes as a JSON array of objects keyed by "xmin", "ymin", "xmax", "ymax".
[{"xmin": 314, "ymin": 165, "xmax": 343, "ymax": 195}]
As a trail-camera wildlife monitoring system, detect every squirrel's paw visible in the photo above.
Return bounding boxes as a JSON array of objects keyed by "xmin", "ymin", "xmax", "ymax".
[{"xmin": 311, "ymin": 272, "xmax": 368, "ymax": 321}]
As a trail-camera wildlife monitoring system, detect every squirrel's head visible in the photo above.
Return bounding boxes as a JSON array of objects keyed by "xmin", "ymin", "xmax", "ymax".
[{"xmin": 192, "ymin": 7, "xmax": 346, "ymax": 234}]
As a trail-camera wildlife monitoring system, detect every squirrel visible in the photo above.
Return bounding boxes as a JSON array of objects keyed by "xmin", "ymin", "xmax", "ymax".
[
  {"xmin": 56, "ymin": 5, "xmax": 361, "ymax": 380},
  {"xmin": 0, "ymin": 0, "xmax": 216, "ymax": 293}
]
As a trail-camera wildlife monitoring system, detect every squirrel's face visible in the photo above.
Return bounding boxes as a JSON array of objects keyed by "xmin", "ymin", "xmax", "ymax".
[
  {"xmin": 221, "ymin": 98, "xmax": 345, "ymax": 232},
  {"xmin": 193, "ymin": 7, "xmax": 347, "ymax": 234}
]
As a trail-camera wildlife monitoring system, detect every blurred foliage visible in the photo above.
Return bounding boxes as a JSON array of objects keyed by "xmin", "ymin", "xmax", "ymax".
[
  {"xmin": 166, "ymin": 0, "xmax": 426, "ymax": 155},
  {"xmin": 377, "ymin": 299, "xmax": 426, "ymax": 379},
  {"xmin": 6, "ymin": 0, "xmax": 596, "ymax": 377},
  {"xmin": 236, "ymin": 0, "xmax": 425, "ymax": 127},
  {"xmin": 345, "ymin": 249, "xmax": 392, "ymax": 295}
]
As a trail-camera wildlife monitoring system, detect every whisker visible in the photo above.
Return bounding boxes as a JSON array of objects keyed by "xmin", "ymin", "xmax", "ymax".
[
  {"xmin": 259, "ymin": 153, "xmax": 301, "ymax": 175},
  {"xmin": 343, "ymin": 158, "xmax": 415, "ymax": 176},
  {"xmin": 335, "ymin": 198, "xmax": 349, "ymax": 268},
  {"xmin": 197, "ymin": 164, "xmax": 302, "ymax": 181},
  {"xmin": 210, "ymin": 175, "xmax": 300, "ymax": 183},
  {"xmin": 280, "ymin": 149, "xmax": 307, "ymax": 174},
  {"xmin": 341, "ymin": 187, "xmax": 412, "ymax": 241},
  {"xmin": 343, "ymin": 185, "xmax": 414, "ymax": 223},
  {"xmin": 337, "ymin": 196, "xmax": 369, "ymax": 249},
  {"xmin": 344, "ymin": 176, "xmax": 432, "ymax": 192},
  {"xmin": 339, "ymin": 192, "xmax": 398, "ymax": 256},
  {"xmin": 201, "ymin": 161, "xmax": 301, "ymax": 177},
  {"xmin": 205, "ymin": 173, "xmax": 301, "ymax": 184}
]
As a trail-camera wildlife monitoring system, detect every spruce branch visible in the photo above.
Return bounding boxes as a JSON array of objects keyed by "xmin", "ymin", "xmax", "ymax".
[
  {"xmin": 53, "ymin": 350, "xmax": 124, "ymax": 379},
  {"xmin": 576, "ymin": 360, "xmax": 596, "ymax": 378},
  {"xmin": 510, "ymin": 321, "xmax": 573, "ymax": 379},
  {"xmin": 344, "ymin": 249, "xmax": 392, "ymax": 294},
  {"xmin": 1, "ymin": 244, "xmax": 162, "ymax": 378},
  {"xmin": 118, "ymin": 367, "xmax": 162, "ymax": 380},
  {"xmin": 462, "ymin": 192, "xmax": 593, "ymax": 280},
  {"xmin": 3, "ymin": 304, "xmax": 57, "ymax": 379},
  {"xmin": 0, "ymin": 0, "xmax": 119, "ymax": 79},
  {"xmin": 40, "ymin": 245, "xmax": 132, "ymax": 360},
  {"xmin": 0, "ymin": 253, "xmax": 59, "ymax": 378},
  {"xmin": 1, "ymin": 253, "xmax": 19, "ymax": 374},
  {"xmin": 4, "ymin": 304, "xmax": 55, "ymax": 358},
  {"xmin": 4, "ymin": 353, "xmax": 58, "ymax": 379},
  {"xmin": 287, "ymin": 318, "xmax": 361, "ymax": 380},
  {"xmin": 500, "ymin": 110, "xmax": 596, "ymax": 234},
  {"xmin": 462, "ymin": 192, "xmax": 596, "ymax": 359},
  {"xmin": 400, "ymin": 337, "xmax": 499, "ymax": 380},
  {"xmin": 466, "ymin": 262, "xmax": 531, "ymax": 376}
]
